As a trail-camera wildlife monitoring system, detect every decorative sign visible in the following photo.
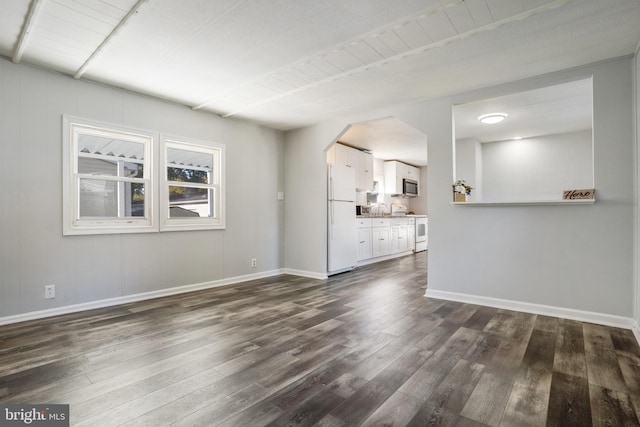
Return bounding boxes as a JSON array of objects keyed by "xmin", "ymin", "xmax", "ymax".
[{"xmin": 562, "ymin": 189, "xmax": 595, "ymax": 200}]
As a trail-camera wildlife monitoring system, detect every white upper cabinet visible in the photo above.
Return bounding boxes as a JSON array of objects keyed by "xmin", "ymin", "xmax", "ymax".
[
  {"xmin": 384, "ymin": 160, "xmax": 420, "ymax": 195},
  {"xmin": 357, "ymin": 150, "xmax": 374, "ymax": 192},
  {"xmin": 332, "ymin": 143, "xmax": 360, "ymax": 168},
  {"xmin": 328, "ymin": 143, "xmax": 374, "ymax": 192}
]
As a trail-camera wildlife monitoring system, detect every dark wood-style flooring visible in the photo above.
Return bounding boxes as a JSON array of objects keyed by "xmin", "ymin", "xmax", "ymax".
[{"xmin": 1, "ymin": 253, "xmax": 640, "ymax": 426}]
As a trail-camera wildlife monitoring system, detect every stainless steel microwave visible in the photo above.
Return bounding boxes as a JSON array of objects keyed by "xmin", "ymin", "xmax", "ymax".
[{"xmin": 403, "ymin": 179, "xmax": 418, "ymax": 197}]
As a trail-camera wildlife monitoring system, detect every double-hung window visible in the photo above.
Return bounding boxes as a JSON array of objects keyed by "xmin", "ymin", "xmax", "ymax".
[
  {"xmin": 160, "ymin": 136, "xmax": 225, "ymax": 231},
  {"xmin": 63, "ymin": 116, "xmax": 156, "ymax": 235},
  {"xmin": 63, "ymin": 117, "xmax": 224, "ymax": 234}
]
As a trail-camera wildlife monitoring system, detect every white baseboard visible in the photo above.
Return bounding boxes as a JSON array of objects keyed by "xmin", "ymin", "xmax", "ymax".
[
  {"xmin": 281, "ymin": 268, "xmax": 328, "ymax": 280},
  {"xmin": 0, "ymin": 269, "xmax": 286, "ymax": 326},
  {"xmin": 425, "ymin": 289, "xmax": 636, "ymax": 331}
]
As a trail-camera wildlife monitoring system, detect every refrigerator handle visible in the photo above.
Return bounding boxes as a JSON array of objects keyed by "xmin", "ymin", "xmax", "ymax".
[
  {"xmin": 330, "ymin": 201, "xmax": 334, "ymax": 239},
  {"xmin": 329, "ymin": 175, "xmax": 334, "ymax": 201}
]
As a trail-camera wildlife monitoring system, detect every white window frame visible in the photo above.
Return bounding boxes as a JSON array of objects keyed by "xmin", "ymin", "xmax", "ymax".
[
  {"xmin": 160, "ymin": 135, "xmax": 225, "ymax": 231},
  {"xmin": 63, "ymin": 116, "xmax": 158, "ymax": 235}
]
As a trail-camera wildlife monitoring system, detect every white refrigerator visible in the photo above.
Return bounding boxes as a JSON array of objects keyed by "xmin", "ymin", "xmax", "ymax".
[{"xmin": 328, "ymin": 163, "xmax": 357, "ymax": 275}]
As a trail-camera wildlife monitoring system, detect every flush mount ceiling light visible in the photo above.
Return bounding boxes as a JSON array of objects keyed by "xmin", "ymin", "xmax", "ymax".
[{"xmin": 478, "ymin": 113, "xmax": 508, "ymax": 124}]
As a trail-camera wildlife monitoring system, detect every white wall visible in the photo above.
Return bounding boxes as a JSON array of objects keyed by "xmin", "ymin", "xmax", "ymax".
[
  {"xmin": 0, "ymin": 59, "xmax": 284, "ymax": 319},
  {"xmin": 455, "ymin": 138, "xmax": 482, "ymax": 202},
  {"xmin": 284, "ymin": 57, "xmax": 635, "ymax": 319},
  {"xmin": 408, "ymin": 166, "xmax": 428, "ymax": 214},
  {"xmin": 481, "ymin": 130, "xmax": 593, "ymax": 201}
]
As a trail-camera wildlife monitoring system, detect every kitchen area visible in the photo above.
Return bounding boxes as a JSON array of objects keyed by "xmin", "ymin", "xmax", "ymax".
[{"xmin": 327, "ymin": 117, "xmax": 428, "ymax": 276}]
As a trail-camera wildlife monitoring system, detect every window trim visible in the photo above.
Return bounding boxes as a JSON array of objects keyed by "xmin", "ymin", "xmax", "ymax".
[
  {"xmin": 63, "ymin": 116, "xmax": 158, "ymax": 235},
  {"xmin": 159, "ymin": 135, "xmax": 226, "ymax": 231}
]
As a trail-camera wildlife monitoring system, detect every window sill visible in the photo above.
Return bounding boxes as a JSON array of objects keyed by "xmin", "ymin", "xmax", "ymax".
[{"xmin": 451, "ymin": 199, "xmax": 596, "ymax": 206}]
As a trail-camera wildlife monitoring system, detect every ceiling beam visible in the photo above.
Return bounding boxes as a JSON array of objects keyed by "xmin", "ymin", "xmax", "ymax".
[
  {"xmin": 12, "ymin": 0, "xmax": 44, "ymax": 64},
  {"xmin": 74, "ymin": 0, "xmax": 149, "ymax": 80}
]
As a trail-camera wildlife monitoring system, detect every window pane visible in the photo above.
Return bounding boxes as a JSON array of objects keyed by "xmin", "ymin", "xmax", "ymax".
[
  {"xmin": 168, "ymin": 186, "xmax": 214, "ymax": 218},
  {"xmin": 79, "ymin": 179, "xmax": 146, "ymax": 218},
  {"xmin": 167, "ymin": 166, "xmax": 209, "ymax": 184},
  {"xmin": 79, "ymin": 179, "xmax": 117, "ymax": 217},
  {"xmin": 78, "ymin": 134, "xmax": 145, "ymax": 161},
  {"xmin": 130, "ymin": 183, "xmax": 145, "ymax": 217},
  {"xmin": 79, "ymin": 157, "xmax": 143, "ymax": 177},
  {"xmin": 167, "ymin": 148, "xmax": 213, "ymax": 184}
]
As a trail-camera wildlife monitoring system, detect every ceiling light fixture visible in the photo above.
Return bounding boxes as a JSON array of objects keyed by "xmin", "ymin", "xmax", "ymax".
[
  {"xmin": 478, "ymin": 113, "xmax": 508, "ymax": 124},
  {"xmin": 513, "ymin": 136, "xmax": 522, "ymax": 140}
]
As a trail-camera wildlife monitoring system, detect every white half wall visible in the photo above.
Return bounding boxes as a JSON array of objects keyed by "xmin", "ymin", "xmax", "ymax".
[
  {"xmin": 284, "ymin": 57, "xmax": 635, "ymax": 320},
  {"xmin": 0, "ymin": 59, "xmax": 284, "ymax": 319}
]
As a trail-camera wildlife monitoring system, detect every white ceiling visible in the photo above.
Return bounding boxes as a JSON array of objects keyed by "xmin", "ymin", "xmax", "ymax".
[
  {"xmin": 1, "ymin": 0, "xmax": 639, "ymax": 135},
  {"xmin": 454, "ymin": 77, "xmax": 593, "ymax": 143},
  {"xmin": 339, "ymin": 117, "xmax": 429, "ymax": 166}
]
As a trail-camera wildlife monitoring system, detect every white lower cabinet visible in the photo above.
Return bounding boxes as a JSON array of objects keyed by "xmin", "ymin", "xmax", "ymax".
[
  {"xmin": 357, "ymin": 217, "xmax": 414, "ymax": 263},
  {"xmin": 390, "ymin": 218, "xmax": 414, "ymax": 254},
  {"xmin": 356, "ymin": 218, "xmax": 372, "ymax": 261}
]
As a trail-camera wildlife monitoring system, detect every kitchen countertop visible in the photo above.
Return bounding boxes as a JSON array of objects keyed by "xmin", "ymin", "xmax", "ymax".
[{"xmin": 357, "ymin": 214, "xmax": 427, "ymax": 218}]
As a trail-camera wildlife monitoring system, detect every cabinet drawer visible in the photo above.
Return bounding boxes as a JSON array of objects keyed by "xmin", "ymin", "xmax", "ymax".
[
  {"xmin": 355, "ymin": 218, "xmax": 372, "ymax": 228},
  {"xmin": 391, "ymin": 218, "xmax": 414, "ymax": 226},
  {"xmin": 371, "ymin": 218, "xmax": 391, "ymax": 227}
]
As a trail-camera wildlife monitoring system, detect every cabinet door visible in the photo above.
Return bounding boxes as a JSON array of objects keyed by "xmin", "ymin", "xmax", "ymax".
[
  {"xmin": 357, "ymin": 151, "xmax": 373, "ymax": 191},
  {"xmin": 357, "ymin": 228, "xmax": 372, "ymax": 261},
  {"xmin": 407, "ymin": 224, "xmax": 415, "ymax": 250},
  {"xmin": 398, "ymin": 226, "xmax": 409, "ymax": 252},
  {"xmin": 390, "ymin": 226, "xmax": 400, "ymax": 253},
  {"xmin": 372, "ymin": 227, "xmax": 390, "ymax": 257},
  {"xmin": 335, "ymin": 143, "xmax": 359, "ymax": 168},
  {"xmin": 404, "ymin": 166, "xmax": 420, "ymax": 194}
]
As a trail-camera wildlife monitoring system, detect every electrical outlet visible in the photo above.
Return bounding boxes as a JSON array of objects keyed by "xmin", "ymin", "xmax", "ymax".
[
  {"xmin": 44, "ymin": 285, "xmax": 56, "ymax": 299},
  {"xmin": 251, "ymin": 258, "xmax": 257, "ymax": 268}
]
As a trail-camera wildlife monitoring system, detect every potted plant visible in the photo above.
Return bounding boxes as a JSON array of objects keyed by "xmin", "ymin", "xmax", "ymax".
[{"xmin": 453, "ymin": 179, "xmax": 472, "ymax": 202}]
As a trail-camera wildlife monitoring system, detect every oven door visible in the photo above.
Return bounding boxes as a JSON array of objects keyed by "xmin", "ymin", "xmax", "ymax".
[{"xmin": 415, "ymin": 217, "xmax": 428, "ymax": 252}]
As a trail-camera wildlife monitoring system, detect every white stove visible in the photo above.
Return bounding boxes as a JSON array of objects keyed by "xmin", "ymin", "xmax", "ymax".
[
  {"xmin": 391, "ymin": 206, "xmax": 427, "ymax": 252},
  {"xmin": 413, "ymin": 216, "xmax": 428, "ymax": 252}
]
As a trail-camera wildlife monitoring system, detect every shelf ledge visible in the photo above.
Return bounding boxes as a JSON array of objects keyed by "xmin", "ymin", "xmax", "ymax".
[{"xmin": 451, "ymin": 199, "xmax": 595, "ymax": 206}]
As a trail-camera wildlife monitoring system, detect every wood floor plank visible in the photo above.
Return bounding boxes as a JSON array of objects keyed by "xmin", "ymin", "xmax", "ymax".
[
  {"xmin": 398, "ymin": 327, "xmax": 480, "ymax": 400},
  {"xmin": 329, "ymin": 345, "xmax": 432, "ymax": 425},
  {"xmin": 499, "ymin": 367, "xmax": 553, "ymax": 427},
  {"xmin": 460, "ymin": 371, "xmax": 515, "ymax": 427},
  {"xmin": 546, "ymin": 371, "xmax": 593, "ymax": 427},
  {"xmin": 554, "ymin": 319, "xmax": 588, "ymax": 378},
  {"xmin": 584, "ymin": 323, "xmax": 628, "ymax": 392},
  {"xmin": 265, "ymin": 389, "xmax": 345, "ymax": 427},
  {"xmin": 172, "ymin": 383, "xmax": 271, "ymax": 427},
  {"xmin": 610, "ymin": 327, "xmax": 640, "ymax": 366},
  {"xmin": 589, "ymin": 383, "xmax": 640, "ymax": 427},
  {"xmin": 404, "ymin": 358, "xmax": 484, "ymax": 427},
  {"xmin": 360, "ymin": 390, "xmax": 424, "ymax": 427}
]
